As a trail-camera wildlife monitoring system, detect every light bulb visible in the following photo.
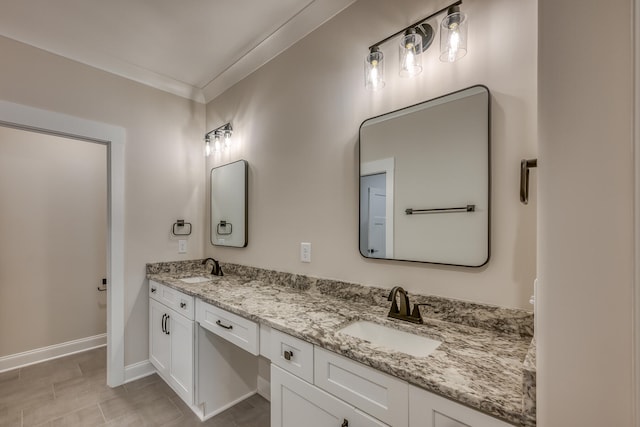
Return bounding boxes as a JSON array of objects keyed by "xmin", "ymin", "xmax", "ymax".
[{"xmin": 447, "ymin": 26, "xmax": 461, "ymax": 62}]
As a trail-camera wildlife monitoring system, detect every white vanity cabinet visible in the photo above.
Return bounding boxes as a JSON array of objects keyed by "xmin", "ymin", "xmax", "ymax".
[
  {"xmin": 409, "ymin": 385, "xmax": 515, "ymax": 427},
  {"xmin": 149, "ymin": 280, "xmax": 195, "ymax": 405}
]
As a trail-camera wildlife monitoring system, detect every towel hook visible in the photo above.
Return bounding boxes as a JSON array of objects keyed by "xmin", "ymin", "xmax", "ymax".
[{"xmin": 520, "ymin": 159, "xmax": 537, "ymax": 205}]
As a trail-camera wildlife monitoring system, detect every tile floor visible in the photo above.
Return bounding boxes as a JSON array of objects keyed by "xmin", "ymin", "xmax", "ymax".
[{"xmin": 0, "ymin": 347, "xmax": 270, "ymax": 426}]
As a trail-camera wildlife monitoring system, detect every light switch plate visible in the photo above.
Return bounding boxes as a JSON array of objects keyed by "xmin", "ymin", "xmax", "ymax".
[
  {"xmin": 178, "ymin": 239, "xmax": 187, "ymax": 254},
  {"xmin": 300, "ymin": 242, "xmax": 311, "ymax": 263}
]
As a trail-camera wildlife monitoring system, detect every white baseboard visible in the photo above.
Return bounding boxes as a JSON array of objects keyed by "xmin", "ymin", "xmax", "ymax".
[
  {"xmin": 124, "ymin": 359, "xmax": 156, "ymax": 383},
  {"xmin": 257, "ymin": 375, "xmax": 271, "ymax": 401},
  {"xmin": 0, "ymin": 334, "xmax": 107, "ymax": 373}
]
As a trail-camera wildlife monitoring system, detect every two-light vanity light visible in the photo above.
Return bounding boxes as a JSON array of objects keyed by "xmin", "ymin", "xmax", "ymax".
[
  {"xmin": 204, "ymin": 123, "xmax": 233, "ymax": 156},
  {"xmin": 365, "ymin": 1, "xmax": 468, "ymax": 90}
]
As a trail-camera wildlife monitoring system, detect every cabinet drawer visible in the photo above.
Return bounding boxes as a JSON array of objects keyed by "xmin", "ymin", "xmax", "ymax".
[
  {"xmin": 314, "ymin": 347, "xmax": 408, "ymax": 427},
  {"xmin": 196, "ymin": 299, "xmax": 259, "ymax": 355},
  {"xmin": 271, "ymin": 329, "xmax": 314, "ymax": 383},
  {"xmin": 149, "ymin": 280, "xmax": 195, "ymax": 320},
  {"xmin": 409, "ymin": 385, "xmax": 515, "ymax": 427}
]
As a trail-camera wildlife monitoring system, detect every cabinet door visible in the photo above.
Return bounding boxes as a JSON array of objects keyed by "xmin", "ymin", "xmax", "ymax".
[
  {"xmin": 272, "ymin": 365, "xmax": 388, "ymax": 427},
  {"xmin": 149, "ymin": 298, "xmax": 170, "ymax": 374},
  {"xmin": 272, "ymin": 364, "xmax": 351, "ymax": 427},
  {"xmin": 168, "ymin": 309, "xmax": 194, "ymax": 404},
  {"xmin": 409, "ymin": 385, "xmax": 515, "ymax": 427}
]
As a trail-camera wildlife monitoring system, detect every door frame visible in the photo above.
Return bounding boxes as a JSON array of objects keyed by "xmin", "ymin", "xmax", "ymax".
[
  {"xmin": 0, "ymin": 100, "xmax": 125, "ymax": 387},
  {"xmin": 635, "ymin": 0, "xmax": 640, "ymax": 423}
]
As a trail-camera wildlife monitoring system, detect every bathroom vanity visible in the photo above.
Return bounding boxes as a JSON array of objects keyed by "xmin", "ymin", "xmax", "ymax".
[{"xmin": 146, "ymin": 260, "xmax": 536, "ymax": 427}]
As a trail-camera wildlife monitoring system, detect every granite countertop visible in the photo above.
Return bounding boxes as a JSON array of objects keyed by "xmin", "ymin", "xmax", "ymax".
[{"xmin": 147, "ymin": 260, "xmax": 536, "ymax": 427}]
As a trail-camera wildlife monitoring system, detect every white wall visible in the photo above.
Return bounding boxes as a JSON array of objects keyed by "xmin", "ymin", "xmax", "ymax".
[
  {"xmin": 0, "ymin": 35, "xmax": 206, "ymax": 366},
  {"xmin": 538, "ymin": 0, "xmax": 635, "ymax": 425},
  {"xmin": 0, "ymin": 127, "xmax": 106, "ymax": 357},
  {"xmin": 205, "ymin": 0, "xmax": 538, "ymax": 309}
]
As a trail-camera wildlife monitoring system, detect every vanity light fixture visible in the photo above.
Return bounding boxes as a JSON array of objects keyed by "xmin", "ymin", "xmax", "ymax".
[
  {"xmin": 204, "ymin": 123, "xmax": 233, "ymax": 156},
  {"xmin": 364, "ymin": 0, "xmax": 466, "ymax": 89}
]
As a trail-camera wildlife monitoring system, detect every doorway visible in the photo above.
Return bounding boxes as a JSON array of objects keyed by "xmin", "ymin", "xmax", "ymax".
[
  {"xmin": 0, "ymin": 126, "xmax": 107, "ymax": 359},
  {"xmin": 0, "ymin": 100, "xmax": 125, "ymax": 387}
]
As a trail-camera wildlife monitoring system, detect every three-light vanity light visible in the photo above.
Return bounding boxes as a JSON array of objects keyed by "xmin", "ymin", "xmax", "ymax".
[
  {"xmin": 204, "ymin": 123, "xmax": 233, "ymax": 156},
  {"xmin": 365, "ymin": 1, "xmax": 468, "ymax": 91}
]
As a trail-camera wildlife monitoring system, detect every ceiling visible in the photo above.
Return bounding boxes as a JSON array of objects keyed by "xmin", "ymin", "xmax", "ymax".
[{"xmin": 0, "ymin": 0, "xmax": 355, "ymax": 103}]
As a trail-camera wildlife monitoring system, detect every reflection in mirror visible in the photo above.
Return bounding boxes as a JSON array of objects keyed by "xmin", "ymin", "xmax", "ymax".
[
  {"xmin": 359, "ymin": 85, "xmax": 490, "ymax": 266},
  {"xmin": 210, "ymin": 160, "xmax": 248, "ymax": 247}
]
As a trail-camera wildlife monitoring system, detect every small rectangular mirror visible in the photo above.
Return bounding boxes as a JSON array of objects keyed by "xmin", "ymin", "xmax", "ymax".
[
  {"xmin": 210, "ymin": 159, "xmax": 248, "ymax": 247},
  {"xmin": 359, "ymin": 85, "xmax": 490, "ymax": 266}
]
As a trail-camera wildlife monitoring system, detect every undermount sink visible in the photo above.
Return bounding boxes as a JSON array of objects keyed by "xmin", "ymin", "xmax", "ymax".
[
  {"xmin": 337, "ymin": 320, "xmax": 441, "ymax": 358},
  {"xmin": 180, "ymin": 276, "xmax": 210, "ymax": 284}
]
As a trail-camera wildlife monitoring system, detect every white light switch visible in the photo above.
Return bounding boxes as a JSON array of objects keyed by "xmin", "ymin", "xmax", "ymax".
[
  {"xmin": 300, "ymin": 242, "xmax": 311, "ymax": 263},
  {"xmin": 178, "ymin": 239, "xmax": 187, "ymax": 254}
]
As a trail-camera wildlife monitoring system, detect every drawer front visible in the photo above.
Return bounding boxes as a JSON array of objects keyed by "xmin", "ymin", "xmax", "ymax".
[
  {"xmin": 270, "ymin": 329, "xmax": 314, "ymax": 383},
  {"xmin": 149, "ymin": 280, "xmax": 195, "ymax": 320},
  {"xmin": 314, "ymin": 347, "xmax": 409, "ymax": 427},
  {"xmin": 196, "ymin": 299, "xmax": 259, "ymax": 355},
  {"xmin": 409, "ymin": 385, "xmax": 516, "ymax": 427}
]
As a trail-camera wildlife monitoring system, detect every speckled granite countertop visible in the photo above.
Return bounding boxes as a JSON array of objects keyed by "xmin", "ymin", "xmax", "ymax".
[{"xmin": 147, "ymin": 260, "xmax": 536, "ymax": 426}]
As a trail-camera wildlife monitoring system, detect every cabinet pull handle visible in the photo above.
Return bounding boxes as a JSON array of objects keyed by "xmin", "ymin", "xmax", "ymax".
[
  {"xmin": 284, "ymin": 350, "xmax": 294, "ymax": 361},
  {"xmin": 165, "ymin": 315, "xmax": 170, "ymax": 335},
  {"xmin": 180, "ymin": 302, "xmax": 186, "ymax": 308},
  {"xmin": 151, "ymin": 287, "xmax": 157, "ymax": 293},
  {"xmin": 341, "ymin": 419, "xmax": 349, "ymax": 427},
  {"xmin": 216, "ymin": 320, "xmax": 233, "ymax": 330},
  {"xmin": 161, "ymin": 314, "xmax": 166, "ymax": 333}
]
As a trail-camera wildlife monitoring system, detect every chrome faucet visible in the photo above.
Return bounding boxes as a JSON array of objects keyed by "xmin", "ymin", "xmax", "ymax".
[
  {"xmin": 202, "ymin": 258, "xmax": 224, "ymax": 276},
  {"xmin": 387, "ymin": 286, "xmax": 423, "ymax": 324}
]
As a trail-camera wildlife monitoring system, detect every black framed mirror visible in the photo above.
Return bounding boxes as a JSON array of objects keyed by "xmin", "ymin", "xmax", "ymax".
[
  {"xmin": 210, "ymin": 159, "xmax": 248, "ymax": 247},
  {"xmin": 359, "ymin": 85, "xmax": 490, "ymax": 266}
]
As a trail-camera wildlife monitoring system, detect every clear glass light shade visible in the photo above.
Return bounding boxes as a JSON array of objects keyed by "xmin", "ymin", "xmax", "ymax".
[
  {"xmin": 205, "ymin": 137, "xmax": 212, "ymax": 157},
  {"xmin": 224, "ymin": 130, "xmax": 232, "ymax": 148},
  {"xmin": 214, "ymin": 133, "xmax": 222, "ymax": 152},
  {"xmin": 440, "ymin": 11, "xmax": 468, "ymax": 62},
  {"xmin": 364, "ymin": 47, "xmax": 385, "ymax": 91},
  {"xmin": 399, "ymin": 31, "xmax": 423, "ymax": 78}
]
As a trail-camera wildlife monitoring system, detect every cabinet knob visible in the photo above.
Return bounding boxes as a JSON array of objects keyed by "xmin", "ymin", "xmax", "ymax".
[
  {"xmin": 151, "ymin": 288, "xmax": 157, "ymax": 293},
  {"xmin": 341, "ymin": 419, "xmax": 349, "ymax": 427},
  {"xmin": 284, "ymin": 350, "xmax": 294, "ymax": 361},
  {"xmin": 180, "ymin": 302, "xmax": 186, "ymax": 308}
]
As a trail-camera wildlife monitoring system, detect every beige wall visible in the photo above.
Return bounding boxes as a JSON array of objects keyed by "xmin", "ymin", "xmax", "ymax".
[
  {"xmin": 205, "ymin": 0, "xmax": 538, "ymax": 309},
  {"xmin": 0, "ymin": 35, "xmax": 206, "ymax": 365},
  {"xmin": 538, "ymin": 0, "xmax": 635, "ymax": 425},
  {"xmin": 0, "ymin": 127, "xmax": 106, "ymax": 356}
]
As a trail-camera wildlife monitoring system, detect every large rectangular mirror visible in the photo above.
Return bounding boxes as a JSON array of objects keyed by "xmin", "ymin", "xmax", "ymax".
[
  {"xmin": 211, "ymin": 159, "xmax": 248, "ymax": 247},
  {"xmin": 359, "ymin": 85, "xmax": 490, "ymax": 267}
]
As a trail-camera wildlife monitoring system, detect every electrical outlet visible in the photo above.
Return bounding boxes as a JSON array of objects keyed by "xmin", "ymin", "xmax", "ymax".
[
  {"xmin": 178, "ymin": 239, "xmax": 187, "ymax": 254},
  {"xmin": 300, "ymin": 242, "xmax": 311, "ymax": 263}
]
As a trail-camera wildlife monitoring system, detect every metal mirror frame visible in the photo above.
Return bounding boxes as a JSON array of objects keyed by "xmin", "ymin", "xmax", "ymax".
[
  {"xmin": 210, "ymin": 159, "xmax": 248, "ymax": 248},
  {"xmin": 358, "ymin": 85, "xmax": 491, "ymax": 267}
]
